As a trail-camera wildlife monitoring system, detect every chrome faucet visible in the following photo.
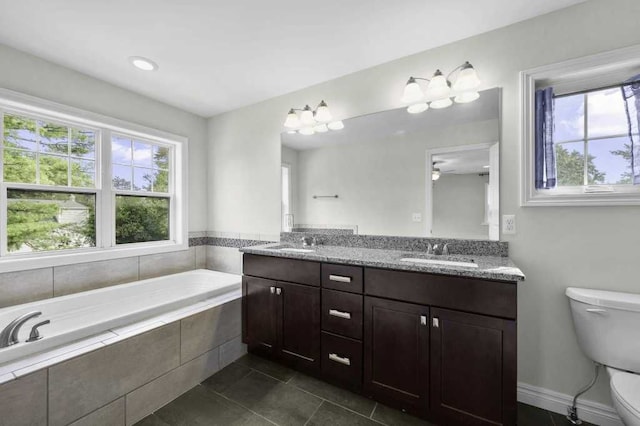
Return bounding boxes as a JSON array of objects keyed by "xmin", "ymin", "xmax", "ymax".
[
  {"xmin": 0, "ymin": 311, "xmax": 42, "ymax": 348},
  {"xmin": 301, "ymin": 236, "xmax": 317, "ymax": 247},
  {"xmin": 431, "ymin": 243, "xmax": 450, "ymax": 256}
]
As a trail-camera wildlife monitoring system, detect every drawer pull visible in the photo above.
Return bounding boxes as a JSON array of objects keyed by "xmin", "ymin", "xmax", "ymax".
[
  {"xmin": 329, "ymin": 274, "xmax": 352, "ymax": 283},
  {"xmin": 328, "ymin": 309, "xmax": 351, "ymax": 320},
  {"xmin": 328, "ymin": 353, "xmax": 351, "ymax": 366}
]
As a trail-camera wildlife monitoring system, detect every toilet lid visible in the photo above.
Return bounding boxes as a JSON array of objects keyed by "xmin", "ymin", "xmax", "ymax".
[{"xmin": 611, "ymin": 370, "xmax": 640, "ymax": 417}]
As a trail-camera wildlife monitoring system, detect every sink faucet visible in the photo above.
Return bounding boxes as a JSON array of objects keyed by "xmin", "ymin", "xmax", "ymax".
[
  {"xmin": 0, "ymin": 311, "xmax": 42, "ymax": 348},
  {"xmin": 431, "ymin": 243, "xmax": 450, "ymax": 256},
  {"xmin": 301, "ymin": 236, "xmax": 317, "ymax": 247}
]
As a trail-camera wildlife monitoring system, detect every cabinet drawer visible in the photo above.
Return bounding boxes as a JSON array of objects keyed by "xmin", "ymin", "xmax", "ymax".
[
  {"xmin": 322, "ymin": 264, "xmax": 363, "ymax": 293},
  {"xmin": 321, "ymin": 332, "xmax": 362, "ymax": 390},
  {"xmin": 243, "ymin": 254, "xmax": 320, "ymax": 286},
  {"xmin": 322, "ymin": 289, "xmax": 363, "ymax": 340},
  {"xmin": 365, "ymin": 267, "xmax": 517, "ymax": 319}
]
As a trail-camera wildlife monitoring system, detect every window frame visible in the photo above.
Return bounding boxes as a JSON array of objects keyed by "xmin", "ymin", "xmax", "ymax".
[
  {"xmin": 0, "ymin": 88, "xmax": 188, "ymax": 273},
  {"xmin": 520, "ymin": 44, "xmax": 640, "ymax": 206}
]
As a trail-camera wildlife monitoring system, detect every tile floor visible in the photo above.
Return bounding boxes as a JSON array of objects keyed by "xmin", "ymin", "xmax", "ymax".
[{"xmin": 136, "ymin": 354, "xmax": 597, "ymax": 426}]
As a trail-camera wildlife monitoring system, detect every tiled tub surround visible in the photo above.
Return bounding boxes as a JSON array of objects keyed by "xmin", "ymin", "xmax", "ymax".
[
  {"xmin": 0, "ymin": 270, "xmax": 240, "ymax": 365},
  {"xmin": 0, "ymin": 273, "xmax": 245, "ymax": 426},
  {"xmin": 0, "ymin": 245, "xmax": 207, "ymax": 308},
  {"xmin": 241, "ymin": 242, "xmax": 525, "ymax": 281}
]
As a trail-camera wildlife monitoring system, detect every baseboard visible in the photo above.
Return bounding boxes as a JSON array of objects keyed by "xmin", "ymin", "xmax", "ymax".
[{"xmin": 518, "ymin": 382, "xmax": 623, "ymax": 426}]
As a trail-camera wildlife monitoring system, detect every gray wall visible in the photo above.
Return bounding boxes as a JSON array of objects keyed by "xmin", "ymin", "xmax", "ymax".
[
  {"xmin": 207, "ymin": 0, "xmax": 640, "ymax": 405},
  {"xmin": 291, "ymin": 119, "xmax": 497, "ymax": 236},
  {"xmin": 432, "ymin": 173, "xmax": 489, "ymax": 240}
]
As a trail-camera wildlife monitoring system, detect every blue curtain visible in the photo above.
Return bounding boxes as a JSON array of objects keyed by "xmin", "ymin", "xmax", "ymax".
[
  {"xmin": 535, "ymin": 87, "xmax": 556, "ymax": 189},
  {"xmin": 622, "ymin": 75, "xmax": 640, "ymax": 185}
]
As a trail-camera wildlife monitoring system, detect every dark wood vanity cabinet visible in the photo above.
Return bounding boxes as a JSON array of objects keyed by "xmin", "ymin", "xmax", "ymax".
[{"xmin": 242, "ymin": 253, "xmax": 518, "ymax": 426}]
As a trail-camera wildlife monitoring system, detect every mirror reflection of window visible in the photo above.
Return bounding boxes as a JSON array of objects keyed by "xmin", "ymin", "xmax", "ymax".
[{"xmin": 281, "ymin": 164, "xmax": 292, "ymax": 231}]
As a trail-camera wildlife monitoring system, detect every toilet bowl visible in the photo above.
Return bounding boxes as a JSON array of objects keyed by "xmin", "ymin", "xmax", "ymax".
[
  {"xmin": 608, "ymin": 367, "xmax": 640, "ymax": 426},
  {"xmin": 567, "ymin": 287, "xmax": 640, "ymax": 426}
]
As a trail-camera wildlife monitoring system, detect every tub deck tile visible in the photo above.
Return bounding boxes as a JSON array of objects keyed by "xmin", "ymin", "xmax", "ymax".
[{"xmin": 14, "ymin": 342, "xmax": 106, "ymax": 378}]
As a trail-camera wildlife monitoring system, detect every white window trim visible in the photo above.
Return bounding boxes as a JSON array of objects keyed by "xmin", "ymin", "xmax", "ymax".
[
  {"xmin": 0, "ymin": 88, "xmax": 189, "ymax": 273},
  {"xmin": 520, "ymin": 43, "xmax": 640, "ymax": 207}
]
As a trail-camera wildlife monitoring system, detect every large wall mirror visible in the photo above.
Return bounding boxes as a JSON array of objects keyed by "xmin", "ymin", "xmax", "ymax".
[{"xmin": 281, "ymin": 87, "xmax": 501, "ymax": 240}]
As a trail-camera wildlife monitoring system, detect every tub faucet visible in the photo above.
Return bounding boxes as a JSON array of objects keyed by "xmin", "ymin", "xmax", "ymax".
[{"xmin": 0, "ymin": 311, "xmax": 42, "ymax": 348}]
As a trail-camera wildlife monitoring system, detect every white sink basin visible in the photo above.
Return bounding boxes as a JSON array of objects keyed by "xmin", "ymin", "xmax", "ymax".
[
  {"xmin": 400, "ymin": 258, "xmax": 478, "ymax": 268},
  {"xmin": 278, "ymin": 248, "xmax": 316, "ymax": 253}
]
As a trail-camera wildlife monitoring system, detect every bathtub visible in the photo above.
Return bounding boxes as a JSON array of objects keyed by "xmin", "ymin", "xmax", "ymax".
[{"xmin": 0, "ymin": 269, "xmax": 241, "ymax": 366}]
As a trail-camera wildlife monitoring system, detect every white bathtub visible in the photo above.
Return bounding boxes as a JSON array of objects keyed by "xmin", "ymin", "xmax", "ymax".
[{"xmin": 0, "ymin": 269, "xmax": 242, "ymax": 366}]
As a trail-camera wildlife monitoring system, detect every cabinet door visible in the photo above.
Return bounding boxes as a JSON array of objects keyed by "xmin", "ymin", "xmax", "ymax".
[
  {"xmin": 243, "ymin": 276, "xmax": 278, "ymax": 356},
  {"xmin": 363, "ymin": 297, "xmax": 429, "ymax": 417},
  {"xmin": 430, "ymin": 308, "xmax": 516, "ymax": 426},
  {"xmin": 277, "ymin": 281, "xmax": 321, "ymax": 372}
]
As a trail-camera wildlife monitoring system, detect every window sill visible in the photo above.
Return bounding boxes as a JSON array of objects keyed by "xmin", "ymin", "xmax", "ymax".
[
  {"xmin": 0, "ymin": 241, "xmax": 189, "ymax": 274},
  {"xmin": 522, "ymin": 189, "xmax": 640, "ymax": 207}
]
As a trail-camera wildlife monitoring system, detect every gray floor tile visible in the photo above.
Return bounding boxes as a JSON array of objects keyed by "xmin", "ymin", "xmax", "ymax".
[
  {"xmin": 518, "ymin": 403, "xmax": 554, "ymax": 426},
  {"xmin": 549, "ymin": 411, "xmax": 596, "ymax": 426},
  {"xmin": 202, "ymin": 362, "xmax": 253, "ymax": 393},
  {"xmin": 235, "ymin": 354, "xmax": 296, "ymax": 382},
  {"xmin": 223, "ymin": 371, "xmax": 322, "ymax": 426},
  {"xmin": 307, "ymin": 401, "xmax": 380, "ymax": 426},
  {"xmin": 371, "ymin": 403, "xmax": 434, "ymax": 426},
  {"xmin": 135, "ymin": 414, "xmax": 171, "ymax": 426},
  {"xmin": 288, "ymin": 373, "xmax": 376, "ymax": 417},
  {"xmin": 153, "ymin": 385, "xmax": 271, "ymax": 426}
]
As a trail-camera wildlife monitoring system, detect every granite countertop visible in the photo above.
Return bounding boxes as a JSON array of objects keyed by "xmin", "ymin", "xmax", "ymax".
[{"xmin": 240, "ymin": 243, "xmax": 525, "ymax": 282}]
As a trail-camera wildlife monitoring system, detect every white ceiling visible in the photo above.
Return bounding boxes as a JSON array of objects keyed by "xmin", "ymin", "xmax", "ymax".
[{"xmin": 0, "ymin": 0, "xmax": 585, "ymax": 117}]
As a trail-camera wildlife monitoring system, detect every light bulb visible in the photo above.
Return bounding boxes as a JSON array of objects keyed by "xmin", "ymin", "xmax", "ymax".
[
  {"xmin": 129, "ymin": 56, "xmax": 158, "ymax": 71},
  {"xmin": 327, "ymin": 121, "xmax": 344, "ymax": 130},
  {"xmin": 299, "ymin": 126, "xmax": 315, "ymax": 136},
  {"xmin": 430, "ymin": 97, "xmax": 453, "ymax": 109},
  {"xmin": 454, "ymin": 91, "xmax": 480, "ymax": 104},
  {"xmin": 314, "ymin": 101, "xmax": 332, "ymax": 123},
  {"xmin": 300, "ymin": 105, "xmax": 316, "ymax": 126},
  {"xmin": 407, "ymin": 103, "xmax": 428, "ymax": 114},
  {"xmin": 452, "ymin": 62, "xmax": 481, "ymax": 92},
  {"xmin": 401, "ymin": 77, "xmax": 424, "ymax": 104},
  {"xmin": 283, "ymin": 109, "xmax": 300, "ymax": 128},
  {"xmin": 432, "ymin": 169, "xmax": 441, "ymax": 181},
  {"xmin": 424, "ymin": 70, "xmax": 451, "ymax": 101},
  {"xmin": 314, "ymin": 123, "xmax": 329, "ymax": 133}
]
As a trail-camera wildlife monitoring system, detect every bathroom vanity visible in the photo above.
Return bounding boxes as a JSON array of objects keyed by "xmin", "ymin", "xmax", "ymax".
[{"xmin": 240, "ymin": 241, "xmax": 524, "ymax": 426}]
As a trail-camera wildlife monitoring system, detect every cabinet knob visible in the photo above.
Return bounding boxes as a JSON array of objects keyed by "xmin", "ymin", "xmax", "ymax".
[
  {"xmin": 270, "ymin": 286, "xmax": 275, "ymax": 294},
  {"xmin": 433, "ymin": 317, "xmax": 439, "ymax": 328},
  {"xmin": 420, "ymin": 315, "xmax": 427, "ymax": 326},
  {"xmin": 276, "ymin": 287, "xmax": 282, "ymax": 296}
]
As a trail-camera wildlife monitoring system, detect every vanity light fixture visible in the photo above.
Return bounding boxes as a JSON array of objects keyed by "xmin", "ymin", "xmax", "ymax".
[
  {"xmin": 283, "ymin": 100, "xmax": 345, "ymax": 135},
  {"xmin": 129, "ymin": 56, "xmax": 158, "ymax": 71},
  {"xmin": 401, "ymin": 61, "xmax": 481, "ymax": 113}
]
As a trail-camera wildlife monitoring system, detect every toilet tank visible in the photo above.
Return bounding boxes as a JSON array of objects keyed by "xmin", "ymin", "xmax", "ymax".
[{"xmin": 567, "ymin": 287, "xmax": 640, "ymax": 374}]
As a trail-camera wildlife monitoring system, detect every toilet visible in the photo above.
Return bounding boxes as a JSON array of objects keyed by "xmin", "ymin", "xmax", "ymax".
[{"xmin": 567, "ymin": 287, "xmax": 640, "ymax": 426}]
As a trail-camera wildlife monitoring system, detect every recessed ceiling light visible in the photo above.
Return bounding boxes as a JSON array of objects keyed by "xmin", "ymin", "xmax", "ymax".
[
  {"xmin": 129, "ymin": 56, "xmax": 158, "ymax": 71},
  {"xmin": 483, "ymin": 165, "xmax": 490, "ymax": 168}
]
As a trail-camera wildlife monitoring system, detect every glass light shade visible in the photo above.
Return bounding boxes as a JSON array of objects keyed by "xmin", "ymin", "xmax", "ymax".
[
  {"xmin": 424, "ymin": 70, "xmax": 450, "ymax": 101},
  {"xmin": 429, "ymin": 97, "xmax": 453, "ymax": 109},
  {"xmin": 314, "ymin": 123, "xmax": 329, "ymax": 133},
  {"xmin": 327, "ymin": 121, "xmax": 344, "ymax": 130},
  {"xmin": 401, "ymin": 78, "xmax": 424, "ymax": 104},
  {"xmin": 314, "ymin": 101, "xmax": 332, "ymax": 123},
  {"xmin": 454, "ymin": 91, "xmax": 480, "ymax": 104},
  {"xmin": 407, "ymin": 103, "xmax": 428, "ymax": 114},
  {"xmin": 300, "ymin": 106, "xmax": 316, "ymax": 126},
  {"xmin": 432, "ymin": 169, "xmax": 441, "ymax": 181},
  {"xmin": 452, "ymin": 63, "xmax": 481, "ymax": 92},
  {"xmin": 298, "ymin": 126, "xmax": 315, "ymax": 136},
  {"xmin": 283, "ymin": 109, "xmax": 300, "ymax": 128}
]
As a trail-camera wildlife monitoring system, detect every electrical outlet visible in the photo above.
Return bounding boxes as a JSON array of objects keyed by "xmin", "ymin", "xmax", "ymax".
[
  {"xmin": 502, "ymin": 214, "xmax": 516, "ymax": 234},
  {"xmin": 412, "ymin": 213, "xmax": 422, "ymax": 222}
]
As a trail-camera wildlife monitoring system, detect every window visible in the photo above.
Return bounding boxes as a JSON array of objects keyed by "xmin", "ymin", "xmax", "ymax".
[
  {"xmin": 0, "ymin": 89, "xmax": 187, "ymax": 270},
  {"xmin": 521, "ymin": 45, "xmax": 640, "ymax": 206}
]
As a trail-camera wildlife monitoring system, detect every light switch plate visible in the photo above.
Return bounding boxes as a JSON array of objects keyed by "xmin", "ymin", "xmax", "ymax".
[
  {"xmin": 412, "ymin": 213, "xmax": 422, "ymax": 222},
  {"xmin": 502, "ymin": 214, "xmax": 516, "ymax": 234}
]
